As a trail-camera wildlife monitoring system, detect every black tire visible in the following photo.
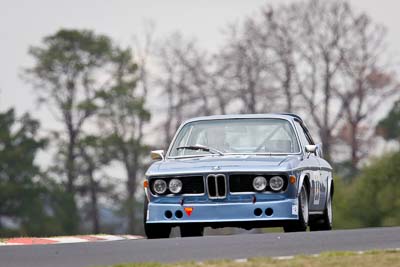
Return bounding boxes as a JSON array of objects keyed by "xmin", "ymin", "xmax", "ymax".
[
  {"xmin": 143, "ymin": 197, "xmax": 171, "ymax": 239},
  {"xmin": 309, "ymin": 191, "xmax": 333, "ymax": 231},
  {"xmin": 180, "ymin": 224, "xmax": 204, "ymax": 237},
  {"xmin": 284, "ymin": 184, "xmax": 309, "ymax": 232}
]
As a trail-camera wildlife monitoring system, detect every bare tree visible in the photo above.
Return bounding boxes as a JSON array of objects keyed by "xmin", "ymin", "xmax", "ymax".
[
  {"xmin": 337, "ymin": 13, "xmax": 398, "ymax": 167},
  {"xmin": 152, "ymin": 0, "xmax": 397, "ymax": 169},
  {"xmin": 292, "ymin": 0, "xmax": 357, "ymax": 161},
  {"xmin": 257, "ymin": 5, "xmax": 301, "ymax": 113},
  {"xmin": 156, "ymin": 33, "xmax": 216, "ymax": 146},
  {"xmin": 277, "ymin": 0, "xmax": 397, "ymax": 166},
  {"xmin": 218, "ymin": 1, "xmax": 354, "ymax": 161},
  {"xmin": 217, "ymin": 21, "xmax": 279, "ymax": 114}
]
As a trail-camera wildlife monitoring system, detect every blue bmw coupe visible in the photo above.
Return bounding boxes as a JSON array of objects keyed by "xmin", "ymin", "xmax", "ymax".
[{"xmin": 143, "ymin": 114, "xmax": 333, "ymax": 238}]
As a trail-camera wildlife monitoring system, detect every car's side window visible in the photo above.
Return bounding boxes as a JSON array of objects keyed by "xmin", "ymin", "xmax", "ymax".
[
  {"xmin": 304, "ymin": 131, "xmax": 314, "ymax": 145},
  {"xmin": 294, "ymin": 121, "xmax": 310, "ymax": 149}
]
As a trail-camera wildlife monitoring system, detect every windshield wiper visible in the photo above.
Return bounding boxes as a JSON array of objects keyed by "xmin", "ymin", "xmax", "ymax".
[{"xmin": 176, "ymin": 144, "xmax": 224, "ymax": 156}]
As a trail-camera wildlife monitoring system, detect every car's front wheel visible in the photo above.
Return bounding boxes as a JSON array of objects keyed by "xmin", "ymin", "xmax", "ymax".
[
  {"xmin": 144, "ymin": 198, "xmax": 171, "ymax": 239},
  {"xmin": 180, "ymin": 224, "xmax": 204, "ymax": 237},
  {"xmin": 284, "ymin": 184, "xmax": 309, "ymax": 232},
  {"xmin": 309, "ymin": 192, "xmax": 333, "ymax": 231}
]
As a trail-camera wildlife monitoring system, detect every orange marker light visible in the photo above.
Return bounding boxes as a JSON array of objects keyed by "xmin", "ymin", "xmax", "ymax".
[
  {"xmin": 143, "ymin": 180, "xmax": 149, "ymax": 188},
  {"xmin": 184, "ymin": 207, "xmax": 193, "ymax": 216},
  {"xmin": 289, "ymin": 175, "xmax": 296, "ymax": 184}
]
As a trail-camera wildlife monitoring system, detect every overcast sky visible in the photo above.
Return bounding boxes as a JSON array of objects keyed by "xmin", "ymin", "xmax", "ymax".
[{"xmin": 1, "ymin": 0, "xmax": 399, "ymax": 124}]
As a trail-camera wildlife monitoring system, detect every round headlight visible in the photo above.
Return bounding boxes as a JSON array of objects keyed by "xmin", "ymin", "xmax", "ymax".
[
  {"xmin": 269, "ymin": 176, "xmax": 284, "ymax": 191},
  {"xmin": 168, "ymin": 179, "xmax": 183, "ymax": 194},
  {"xmin": 153, "ymin": 179, "xmax": 167, "ymax": 194},
  {"xmin": 253, "ymin": 176, "xmax": 268, "ymax": 192}
]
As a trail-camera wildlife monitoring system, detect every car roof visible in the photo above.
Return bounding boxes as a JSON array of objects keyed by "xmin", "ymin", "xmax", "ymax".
[{"xmin": 183, "ymin": 113, "xmax": 304, "ymax": 124}]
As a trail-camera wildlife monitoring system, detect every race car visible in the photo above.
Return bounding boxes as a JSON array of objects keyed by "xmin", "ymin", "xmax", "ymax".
[{"xmin": 143, "ymin": 114, "xmax": 333, "ymax": 238}]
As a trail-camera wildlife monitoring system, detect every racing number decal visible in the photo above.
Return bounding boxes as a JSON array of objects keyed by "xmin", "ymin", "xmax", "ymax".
[{"xmin": 312, "ymin": 171, "xmax": 321, "ymax": 205}]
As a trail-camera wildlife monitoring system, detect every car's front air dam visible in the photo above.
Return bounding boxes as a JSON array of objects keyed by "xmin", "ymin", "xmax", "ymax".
[{"xmin": 146, "ymin": 198, "xmax": 299, "ymax": 226}]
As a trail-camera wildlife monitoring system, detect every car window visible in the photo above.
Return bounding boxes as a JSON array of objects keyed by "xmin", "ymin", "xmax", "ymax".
[
  {"xmin": 294, "ymin": 121, "xmax": 311, "ymax": 148},
  {"xmin": 303, "ymin": 128, "xmax": 314, "ymax": 145},
  {"xmin": 169, "ymin": 119, "xmax": 301, "ymax": 156}
]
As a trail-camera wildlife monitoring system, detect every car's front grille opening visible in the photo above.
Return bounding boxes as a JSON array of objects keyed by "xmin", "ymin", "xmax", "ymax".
[
  {"xmin": 181, "ymin": 176, "xmax": 204, "ymax": 194},
  {"xmin": 207, "ymin": 174, "xmax": 227, "ymax": 199},
  {"xmin": 229, "ymin": 174, "xmax": 254, "ymax": 192},
  {"xmin": 217, "ymin": 175, "xmax": 226, "ymax": 196},
  {"xmin": 207, "ymin": 176, "xmax": 217, "ymax": 196}
]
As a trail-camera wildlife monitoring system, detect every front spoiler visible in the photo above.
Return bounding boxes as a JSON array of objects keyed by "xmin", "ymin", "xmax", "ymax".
[{"xmin": 146, "ymin": 198, "xmax": 299, "ymax": 225}]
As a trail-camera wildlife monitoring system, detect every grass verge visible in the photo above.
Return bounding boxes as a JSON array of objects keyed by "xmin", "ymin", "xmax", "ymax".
[{"xmin": 100, "ymin": 249, "xmax": 400, "ymax": 267}]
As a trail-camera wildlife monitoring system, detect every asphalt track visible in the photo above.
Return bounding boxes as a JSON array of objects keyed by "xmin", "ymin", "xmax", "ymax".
[{"xmin": 1, "ymin": 227, "xmax": 399, "ymax": 267}]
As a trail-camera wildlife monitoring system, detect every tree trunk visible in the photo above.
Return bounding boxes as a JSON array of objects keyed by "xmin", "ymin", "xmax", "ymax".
[
  {"xmin": 248, "ymin": 79, "xmax": 257, "ymax": 113},
  {"xmin": 127, "ymin": 172, "xmax": 137, "ymax": 234},
  {"xmin": 350, "ymin": 121, "xmax": 359, "ymax": 172},
  {"xmin": 215, "ymin": 88, "xmax": 227, "ymax": 114},
  {"xmin": 164, "ymin": 85, "xmax": 174, "ymax": 147},
  {"xmin": 125, "ymin": 157, "xmax": 138, "ymax": 234},
  {"xmin": 321, "ymin": 55, "xmax": 333, "ymax": 162},
  {"xmin": 66, "ymin": 131, "xmax": 77, "ymax": 193},
  {"xmin": 320, "ymin": 127, "xmax": 332, "ymax": 162},
  {"xmin": 283, "ymin": 64, "xmax": 293, "ymax": 113},
  {"xmin": 89, "ymin": 172, "xmax": 100, "ymax": 234}
]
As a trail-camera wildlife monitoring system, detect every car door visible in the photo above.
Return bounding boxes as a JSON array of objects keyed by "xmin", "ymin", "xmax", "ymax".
[
  {"xmin": 315, "ymin": 151, "xmax": 332, "ymax": 211},
  {"xmin": 293, "ymin": 121, "xmax": 322, "ymax": 212}
]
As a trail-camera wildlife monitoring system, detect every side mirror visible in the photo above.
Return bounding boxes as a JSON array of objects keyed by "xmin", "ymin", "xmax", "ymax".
[
  {"xmin": 305, "ymin": 145, "xmax": 317, "ymax": 157},
  {"xmin": 151, "ymin": 150, "xmax": 164, "ymax": 161}
]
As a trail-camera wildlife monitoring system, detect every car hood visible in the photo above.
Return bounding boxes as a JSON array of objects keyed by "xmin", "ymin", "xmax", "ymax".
[{"xmin": 146, "ymin": 154, "xmax": 302, "ymax": 176}]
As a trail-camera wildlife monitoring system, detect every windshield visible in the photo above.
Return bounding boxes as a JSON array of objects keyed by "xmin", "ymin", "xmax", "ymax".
[{"xmin": 169, "ymin": 119, "xmax": 300, "ymax": 157}]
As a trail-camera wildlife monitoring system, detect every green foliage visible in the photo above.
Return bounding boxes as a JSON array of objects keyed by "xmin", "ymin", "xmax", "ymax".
[
  {"xmin": 0, "ymin": 109, "xmax": 44, "ymax": 181},
  {"xmin": 332, "ymin": 160, "xmax": 359, "ymax": 182},
  {"xmin": 351, "ymin": 152, "xmax": 400, "ymax": 226},
  {"xmin": 25, "ymin": 29, "xmax": 132, "ymax": 234},
  {"xmin": 333, "ymin": 151, "xmax": 400, "ymax": 229},
  {"xmin": 376, "ymin": 98, "xmax": 400, "ymax": 141},
  {"xmin": 0, "ymin": 109, "xmax": 78, "ymax": 236},
  {"xmin": 28, "ymin": 29, "xmax": 113, "ymax": 77},
  {"xmin": 26, "ymin": 28, "xmax": 151, "ymax": 234},
  {"xmin": 26, "ymin": 29, "xmax": 117, "ymax": 193},
  {"xmin": 0, "ymin": 109, "xmax": 45, "ymax": 233},
  {"xmin": 27, "ymin": 29, "xmax": 112, "ymax": 122},
  {"xmin": 44, "ymin": 183, "xmax": 80, "ymax": 235},
  {"xmin": 332, "ymin": 177, "xmax": 363, "ymax": 229}
]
